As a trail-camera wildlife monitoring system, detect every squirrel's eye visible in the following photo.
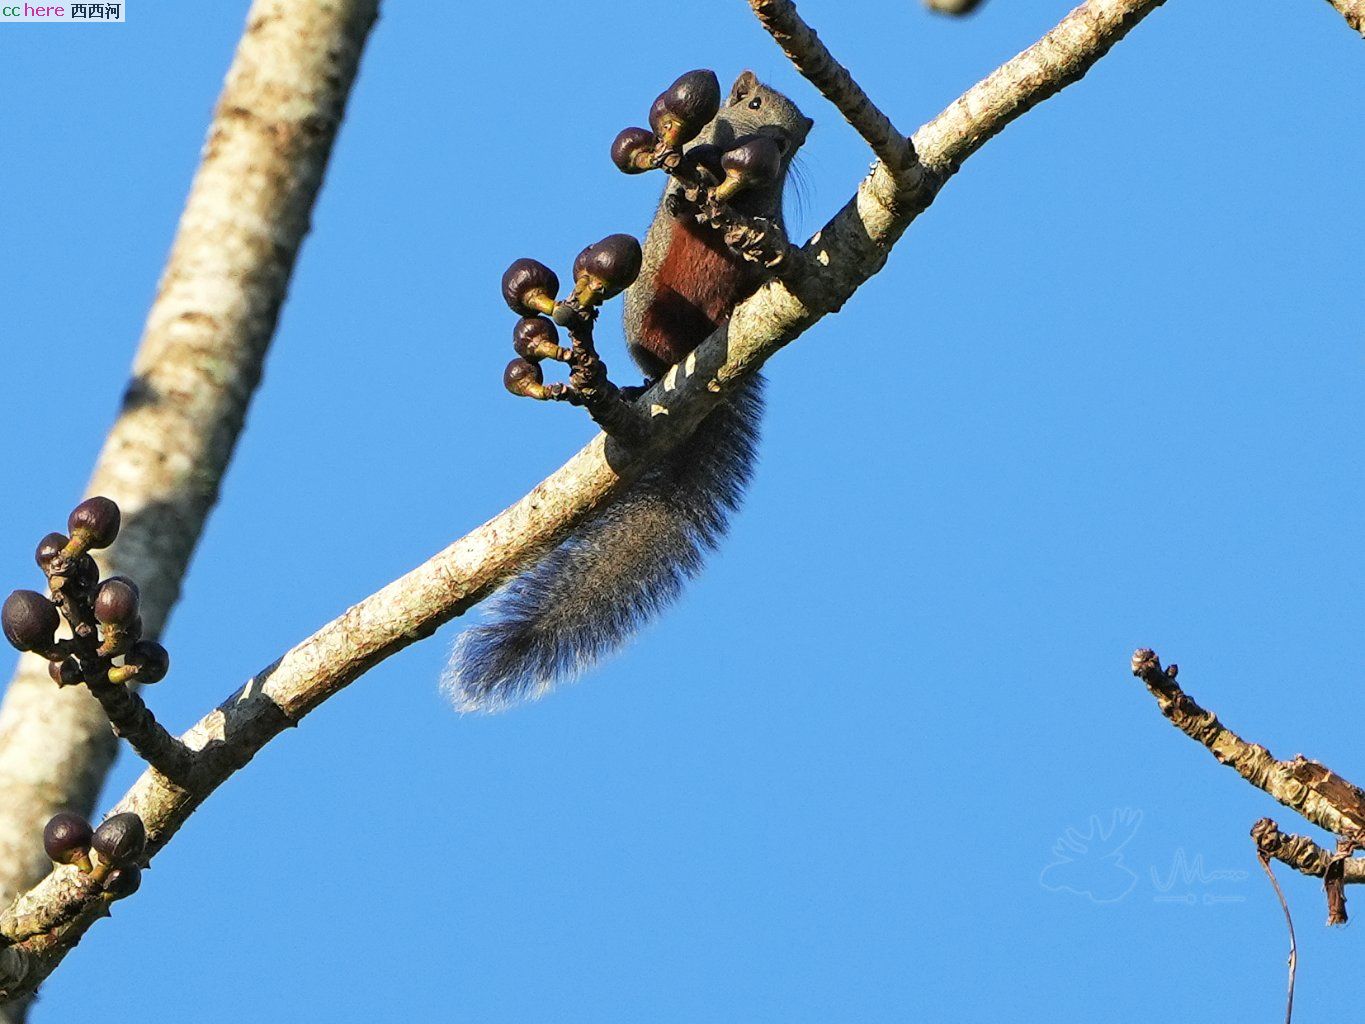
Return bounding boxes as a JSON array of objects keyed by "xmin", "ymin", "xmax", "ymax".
[{"xmin": 748, "ymin": 97, "xmax": 762, "ymax": 110}]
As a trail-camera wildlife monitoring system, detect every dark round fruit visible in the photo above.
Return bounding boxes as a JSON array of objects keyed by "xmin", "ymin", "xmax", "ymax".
[
  {"xmin": 512, "ymin": 317, "xmax": 562, "ymax": 362},
  {"xmin": 94, "ymin": 578, "xmax": 140, "ymax": 626},
  {"xmin": 721, "ymin": 136, "xmax": 783, "ymax": 191},
  {"xmin": 125, "ymin": 640, "xmax": 170, "ymax": 684},
  {"xmin": 43, "ymin": 811, "xmax": 93, "ymax": 866},
  {"xmin": 67, "ymin": 496, "xmax": 121, "ymax": 550},
  {"xmin": 650, "ymin": 69, "xmax": 721, "ymax": 148},
  {"xmin": 572, "ymin": 234, "xmax": 643, "ymax": 300},
  {"xmin": 2, "ymin": 590, "xmax": 59, "ymax": 652},
  {"xmin": 500, "ymin": 258, "xmax": 559, "ymax": 317},
  {"xmin": 648, "ymin": 95, "xmax": 672, "ymax": 137},
  {"xmin": 35, "ymin": 533, "xmax": 69, "ymax": 571},
  {"xmin": 48, "ymin": 659, "xmax": 83, "ymax": 687},
  {"xmin": 610, "ymin": 127, "xmax": 656, "ymax": 174},
  {"xmin": 104, "ymin": 575, "xmax": 139, "ymax": 598},
  {"xmin": 102, "ymin": 864, "xmax": 142, "ymax": 899},
  {"xmin": 503, "ymin": 358, "xmax": 545, "ymax": 398},
  {"xmin": 91, "ymin": 812, "xmax": 146, "ymax": 867}
]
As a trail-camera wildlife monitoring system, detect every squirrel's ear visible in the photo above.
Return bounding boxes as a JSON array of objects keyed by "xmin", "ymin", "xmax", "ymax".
[{"xmin": 728, "ymin": 70, "xmax": 759, "ymax": 104}]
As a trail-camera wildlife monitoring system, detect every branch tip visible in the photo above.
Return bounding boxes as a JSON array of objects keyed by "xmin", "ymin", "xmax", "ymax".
[{"xmin": 748, "ymin": 0, "xmax": 917, "ymax": 174}]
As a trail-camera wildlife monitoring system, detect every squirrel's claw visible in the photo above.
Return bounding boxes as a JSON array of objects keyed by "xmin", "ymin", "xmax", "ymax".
[
  {"xmin": 656, "ymin": 147, "xmax": 795, "ymax": 273},
  {"xmin": 720, "ymin": 213, "xmax": 791, "ymax": 270}
]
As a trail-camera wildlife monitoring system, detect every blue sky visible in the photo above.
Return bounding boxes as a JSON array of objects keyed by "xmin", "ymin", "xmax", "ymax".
[{"xmin": 1, "ymin": 1, "xmax": 1362, "ymax": 1020}]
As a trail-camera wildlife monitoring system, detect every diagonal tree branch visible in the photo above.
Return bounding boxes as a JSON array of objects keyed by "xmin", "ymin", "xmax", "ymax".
[
  {"xmin": 0, "ymin": 0, "xmax": 1166, "ymax": 1000},
  {"xmin": 0, "ymin": 0, "xmax": 379, "ymax": 1013},
  {"xmin": 1131, "ymin": 649, "xmax": 1365, "ymax": 838},
  {"xmin": 749, "ymin": 0, "xmax": 917, "ymax": 173}
]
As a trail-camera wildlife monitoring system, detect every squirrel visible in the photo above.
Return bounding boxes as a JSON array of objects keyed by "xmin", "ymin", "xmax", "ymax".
[{"xmin": 446, "ymin": 71, "xmax": 813, "ymax": 711}]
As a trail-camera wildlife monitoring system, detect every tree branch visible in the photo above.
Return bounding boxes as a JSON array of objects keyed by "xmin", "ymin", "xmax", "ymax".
[
  {"xmin": 82, "ymin": 683, "xmax": 193, "ymax": 785},
  {"xmin": 1131, "ymin": 649, "xmax": 1365, "ymax": 838},
  {"xmin": 1323, "ymin": 0, "xmax": 1364, "ymax": 34},
  {"xmin": 749, "ymin": 0, "xmax": 916, "ymax": 173},
  {"xmin": 0, "ymin": 0, "xmax": 1166, "ymax": 1000},
  {"xmin": 1252, "ymin": 819, "xmax": 1365, "ymax": 885},
  {"xmin": 0, "ymin": 0, "xmax": 380, "ymax": 993}
]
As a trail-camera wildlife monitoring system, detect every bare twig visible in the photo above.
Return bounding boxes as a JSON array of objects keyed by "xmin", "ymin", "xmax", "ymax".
[
  {"xmin": 0, "ymin": 0, "xmax": 381, "ymax": 966},
  {"xmin": 1255, "ymin": 846, "xmax": 1297, "ymax": 1024},
  {"xmin": 0, "ymin": 0, "xmax": 1167, "ymax": 1000},
  {"xmin": 749, "ymin": 0, "xmax": 917, "ymax": 173},
  {"xmin": 1131, "ymin": 650, "xmax": 1365, "ymax": 837}
]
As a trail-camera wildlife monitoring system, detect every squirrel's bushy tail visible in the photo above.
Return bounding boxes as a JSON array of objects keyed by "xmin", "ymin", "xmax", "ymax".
[{"xmin": 444, "ymin": 375, "xmax": 764, "ymax": 712}]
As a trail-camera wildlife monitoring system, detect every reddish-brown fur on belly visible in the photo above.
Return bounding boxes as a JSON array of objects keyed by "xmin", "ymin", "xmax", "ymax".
[{"xmin": 633, "ymin": 219, "xmax": 761, "ymax": 376}]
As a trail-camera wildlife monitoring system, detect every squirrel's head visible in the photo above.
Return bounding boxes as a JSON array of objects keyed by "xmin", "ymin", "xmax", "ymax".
[{"xmin": 708, "ymin": 70, "xmax": 813, "ymax": 163}]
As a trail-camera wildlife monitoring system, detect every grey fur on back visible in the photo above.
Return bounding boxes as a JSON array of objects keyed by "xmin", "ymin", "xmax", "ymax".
[
  {"xmin": 443, "ymin": 375, "xmax": 765, "ymax": 712},
  {"xmin": 443, "ymin": 71, "xmax": 809, "ymax": 712}
]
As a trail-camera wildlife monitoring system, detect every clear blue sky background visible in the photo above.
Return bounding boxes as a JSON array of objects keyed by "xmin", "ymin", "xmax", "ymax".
[{"xmin": 1, "ymin": 1, "xmax": 1362, "ymax": 1020}]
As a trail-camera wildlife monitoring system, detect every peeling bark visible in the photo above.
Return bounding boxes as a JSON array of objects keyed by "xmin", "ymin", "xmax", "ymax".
[{"xmin": 1133, "ymin": 650, "xmax": 1365, "ymax": 837}]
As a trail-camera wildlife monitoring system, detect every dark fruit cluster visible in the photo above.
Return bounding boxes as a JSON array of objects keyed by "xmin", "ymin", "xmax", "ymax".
[
  {"xmin": 499, "ymin": 234, "xmax": 642, "ymax": 400},
  {"xmin": 2, "ymin": 496, "xmax": 170, "ymax": 687},
  {"xmin": 610, "ymin": 69, "xmax": 721, "ymax": 173},
  {"xmin": 42, "ymin": 809, "xmax": 146, "ymax": 898},
  {"xmin": 607, "ymin": 67, "xmax": 786, "ymax": 208}
]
